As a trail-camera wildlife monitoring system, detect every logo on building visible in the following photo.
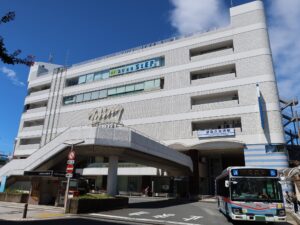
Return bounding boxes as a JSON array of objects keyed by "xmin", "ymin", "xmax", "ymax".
[{"xmin": 88, "ymin": 105, "xmax": 124, "ymax": 127}]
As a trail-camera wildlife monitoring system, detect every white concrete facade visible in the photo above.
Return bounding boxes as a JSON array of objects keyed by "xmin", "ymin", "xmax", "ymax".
[{"xmin": 13, "ymin": 0, "xmax": 288, "ymax": 184}]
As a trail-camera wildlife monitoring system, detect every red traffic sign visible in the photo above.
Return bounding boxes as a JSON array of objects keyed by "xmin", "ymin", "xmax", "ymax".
[
  {"xmin": 66, "ymin": 164, "xmax": 74, "ymax": 173},
  {"xmin": 68, "ymin": 151, "xmax": 75, "ymax": 160}
]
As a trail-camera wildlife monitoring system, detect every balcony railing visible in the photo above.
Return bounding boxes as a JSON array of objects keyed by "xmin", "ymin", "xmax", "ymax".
[
  {"xmin": 87, "ymin": 162, "xmax": 146, "ymax": 168},
  {"xmin": 16, "ymin": 144, "xmax": 40, "ymax": 151},
  {"xmin": 25, "ymin": 107, "xmax": 47, "ymax": 114},
  {"xmin": 28, "ymin": 89, "xmax": 50, "ymax": 97},
  {"xmin": 22, "ymin": 125, "xmax": 43, "ymax": 132},
  {"xmin": 191, "ymin": 72, "xmax": 236, "ymax": 86},
  {"xmin": 190, "ymin": 48, "xmax": 234, "ymax": 62},
  {"xmin": 191, "ymin": 99, "xmax": 239, "ymax": 111}
]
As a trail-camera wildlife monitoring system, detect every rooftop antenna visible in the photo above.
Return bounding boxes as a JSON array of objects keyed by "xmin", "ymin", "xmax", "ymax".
[
  {"xmin": 64, "ymin": 49, "xmax": 70, "ymax": 68},
  {"xmin": 48, "ymin": 53, "xmax": 53, "ymax": 63},
  {"xmin": 231, "ymin": 0, "xmax": 233, "ymax": 7}
]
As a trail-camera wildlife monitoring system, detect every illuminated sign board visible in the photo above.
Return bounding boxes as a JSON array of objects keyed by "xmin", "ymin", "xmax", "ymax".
[
  {"xmin": 197, "ymin": 128, "xmax": 235, "ymax": 138},
  {"xmin": 109, "ymin": 57, "xmax": 163, "ymax": 77},
  {"xmin": 231, "ymin": 169, "xmax": 278, "ymax": 177}
]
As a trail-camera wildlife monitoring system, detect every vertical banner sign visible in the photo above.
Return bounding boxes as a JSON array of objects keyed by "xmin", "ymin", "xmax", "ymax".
[
  {"xmin": 256, "ymin": 83, "xmax": 265, "ymax": 129},
  {"xmin": 0, "ymin": 176, "xmax": 7, "ymax": 192}
]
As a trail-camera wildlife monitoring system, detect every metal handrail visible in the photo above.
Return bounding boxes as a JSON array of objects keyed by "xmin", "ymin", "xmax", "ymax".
[{"xmin": 70, "ymin": 27, "xmax": 220, "ymax": 68}]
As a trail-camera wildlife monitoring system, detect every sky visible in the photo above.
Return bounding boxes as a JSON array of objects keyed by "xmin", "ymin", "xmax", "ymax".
[{"xmin": 0, "ymin": 0, "xmax": 299, "ymax": 155}]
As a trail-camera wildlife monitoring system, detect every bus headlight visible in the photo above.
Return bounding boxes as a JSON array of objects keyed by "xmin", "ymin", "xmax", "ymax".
[
  {"xmin": 232, "ymin": 207, "xmax": 243, "ymax": 215},
  {"xmin": 277, "ymin": 209, "xmax": 286, "ymax": 216}
]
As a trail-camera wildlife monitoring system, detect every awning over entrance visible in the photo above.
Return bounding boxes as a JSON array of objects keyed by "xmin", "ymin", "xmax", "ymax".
[{"xmin": 0, "ymin": 126, "xmax": 193, "ymax": 182}]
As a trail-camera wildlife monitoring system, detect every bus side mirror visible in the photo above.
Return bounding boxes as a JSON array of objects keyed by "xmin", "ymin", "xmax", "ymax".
[{"xmin": 225, "ymin": 180, "xmax": 229, "ymax": 188}]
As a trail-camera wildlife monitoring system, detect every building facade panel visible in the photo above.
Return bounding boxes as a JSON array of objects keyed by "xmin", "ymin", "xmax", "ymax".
[{"xmin": 10, "ymin": 0, "xmax": 288, "ymax": 196}]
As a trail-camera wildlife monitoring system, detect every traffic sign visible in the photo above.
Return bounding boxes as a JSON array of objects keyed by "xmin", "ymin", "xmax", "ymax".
[
  {"xmin": 65, "ymin": 173, "xmax": 73, "ymax": 178},
  {"xmin": 67, "ymin": 160, "xmax": 75, "ymax": 165},
  {"xmin": 68, "ymin": 151, "xmax": 75, "ymax": 160},
  {"xmin": 66, "ymin": 164, "xmax": 74, "ymax": 173}
]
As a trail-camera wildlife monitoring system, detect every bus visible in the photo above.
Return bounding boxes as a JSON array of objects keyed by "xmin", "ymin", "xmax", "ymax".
[{"xmin": 216, "ymin": 167, "xmax": 286, "ymax": 223}]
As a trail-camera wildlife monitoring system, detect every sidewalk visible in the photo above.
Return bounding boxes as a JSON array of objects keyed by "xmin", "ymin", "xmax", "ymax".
[
  {"xmin": 0, "ymin": 201, "xmax": 72, "ymax": 221},
  {"xmin": 287, "ymin": 209, "xmax": 300, "ymax": 225}
]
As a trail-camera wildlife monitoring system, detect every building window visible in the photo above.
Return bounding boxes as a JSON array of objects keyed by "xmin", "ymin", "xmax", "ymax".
[
  {"xmin": 63, "ymin": 78, "xmax": 164, "ymax": 106},
  {"xmin": 144, "ymin": 80, "xmax": 155, "ymax": 90},
  {"xmin": 94, "ymin": 72, "xmax": 102, "ymax": 81},
  {"xmin": 65, "ymin": 57, "xmax": 164, "ymax": 87},
  {"xmin": 108, "ymin": 88, "xmax": 117, "ymax": 96},
  {"xmin": 91, "ymin": 91, "xmax": 99, "ymax": 100},
  {"xmin": 135, "ymin": 83, "xmax": 144, "ymax": 91},
  {"xmin": 76, "ymin": 94, "xmax": 84, "ymax": 103},
  {"xmin": 83, "ymin": 92, "xmax": 91, "ymax": 101},
  {"xmin": 63, "ymin": 96, "xmax": 76, "ymax": 105},
  {"xmin": 99, "ymin": 90, "xmax": 108, "ymax": 98},
  {"xmin": 125, "ymin": 84, "xmax": 134, "ymax": 92},
  {"xmin": 86, "ymin": 74, "xmax": 94, "ymax": 83},
  {"xmin": 116, "ymin": 86, "xmax": 126, "ymax": 94},
  {"xmin": 78, "ymin": 75, "xmax": 86, "ymax": 84}
]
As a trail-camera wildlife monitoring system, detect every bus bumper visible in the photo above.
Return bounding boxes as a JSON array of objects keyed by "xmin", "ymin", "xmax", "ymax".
[{"xmin": 230, "ymin": 213, "xmax": 286, "ymax": 222}]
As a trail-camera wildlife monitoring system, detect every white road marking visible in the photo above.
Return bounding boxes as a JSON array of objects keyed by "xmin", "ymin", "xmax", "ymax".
[
  {"xmin": 183, "ymin": 215, "xmax": 203, "ymax": 221},
  {"xmin": 89, "ymin": 213, "xmax": 202, "ymax": 225},
  {"xmin": 153, "ymin": 213, "xmax": 175, "ymax": 218},
  {"xmin": 128, "ymin": 211, "xmax": 149, "ymax": 216}
]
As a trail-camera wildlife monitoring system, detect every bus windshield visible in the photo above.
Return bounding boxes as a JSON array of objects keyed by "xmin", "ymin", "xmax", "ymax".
[{"xmin": 231, "ymin": 178, "xmax": 282, "ymax": 202}]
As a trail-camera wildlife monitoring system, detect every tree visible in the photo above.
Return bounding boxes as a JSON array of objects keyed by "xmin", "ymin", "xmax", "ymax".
[{"xmin": 0, "ymin": 11, "xmax": 34, "ymax": 66}]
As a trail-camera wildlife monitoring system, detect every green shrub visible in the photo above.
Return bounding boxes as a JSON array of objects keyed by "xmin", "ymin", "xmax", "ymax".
[
  {"xmin": 4, "ymin": 188, "xmax": 24, "ymax": 194},
  {"xmin": 75, "ymin": 193, "xmax": 113, "ymax": 199}
]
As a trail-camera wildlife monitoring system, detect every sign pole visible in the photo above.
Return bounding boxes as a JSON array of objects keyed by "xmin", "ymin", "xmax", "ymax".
[{"xmin": 64, "ymin": 144, "xmax": 73, "ymax": 213}]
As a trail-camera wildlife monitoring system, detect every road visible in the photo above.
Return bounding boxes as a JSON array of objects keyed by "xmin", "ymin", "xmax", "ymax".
[
  {"xmin": 85, "ymin": 198, "xmax": 297, "ymax": 225},
  {"xmin": 0, "ymin": 198, "xmax": 297, "ymax": 225}
]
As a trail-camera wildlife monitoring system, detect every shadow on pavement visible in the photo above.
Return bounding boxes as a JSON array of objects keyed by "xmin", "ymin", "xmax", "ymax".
[
  {"xmin": 128, "ymin": 198, "xmax": 198, "ymax": 209},
  {"xmin": 0, "ymin": 218, "xmax": 122, "ymax": 225}
]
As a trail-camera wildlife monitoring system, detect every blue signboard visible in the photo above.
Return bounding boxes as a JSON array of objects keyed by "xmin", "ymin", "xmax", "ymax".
[{"xmin": 0, "ymin": 176, "xmax": 7, "ymax": 193}]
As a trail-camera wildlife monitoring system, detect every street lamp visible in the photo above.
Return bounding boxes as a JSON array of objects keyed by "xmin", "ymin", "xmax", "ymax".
[{"xmin": 63, "ymin": 140, "xmax": 85, "ymax": 213}]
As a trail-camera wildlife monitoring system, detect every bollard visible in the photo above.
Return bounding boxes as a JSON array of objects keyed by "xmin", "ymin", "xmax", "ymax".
[{"xmin": 23, "ymin": 203, "xmax": 28, "ymax": 218}]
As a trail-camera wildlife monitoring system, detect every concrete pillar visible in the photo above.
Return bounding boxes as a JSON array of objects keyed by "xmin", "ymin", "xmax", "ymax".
[
  {"xmin": 107, "ymin": 155, "xmax": 118, "ymax": 196},
  {"xmin": 187, "ymin": 150, "xmax": 200, "ymax": 196}
]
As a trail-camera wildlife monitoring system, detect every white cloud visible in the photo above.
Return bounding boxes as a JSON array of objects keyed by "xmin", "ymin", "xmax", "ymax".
[
  {"xmin": 169, "ymin": 0, "xmax": 229, "ymax": 35},
  {"xmin": 168, "ymin": 0, "xmax": 300, "ymax": 102},
  {"xmin": 268, "ymin": 0, "xmax": 300, "ymax": 100},
  {"xmin": 0, "ymin": 66, "xmax": 25, "ymax": 86}
]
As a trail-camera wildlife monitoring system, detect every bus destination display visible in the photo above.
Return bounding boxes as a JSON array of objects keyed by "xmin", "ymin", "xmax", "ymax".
[{"xmin": 231, "ymin": 169, "xmax": 277, "ymax": 177}]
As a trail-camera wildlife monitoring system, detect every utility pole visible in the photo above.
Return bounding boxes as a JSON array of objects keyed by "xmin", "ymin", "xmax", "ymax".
[{"xmin": 63, "ymin": 140, "xmax": 84, "ymax": 213}]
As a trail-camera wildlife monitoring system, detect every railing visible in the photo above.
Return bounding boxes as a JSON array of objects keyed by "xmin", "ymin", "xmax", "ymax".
[
  {"xmin": 191, "ymin": 72, "xmax": 236, "ymax": 86},
  {"xmin": 22, "ymin": 125, "xmax": 43, "ymax": 132},
  {"xmin": 28, "ymin": 89, "xmax": 50, "ymax": 97},
  {"xmin": 190, "ymin": 48, "xmax": 234, "ymax": 62},
  {"xmin": 87, "ymin": 162, "xmax": 146, "ymax": 168},
  {"xmin": 70, "ymin": 26, "xmax": 224, "ymax": 68},
  {"xmin": 191, "ymin": 99, "xmax": 239, "ymax": 111},
  {"xmin": 16, "ymin": 144, "xmax": 40, "ymax": 151},
  {"xmin": 25, "ymin": 107, "xmax": 47, "ymax": 114}
]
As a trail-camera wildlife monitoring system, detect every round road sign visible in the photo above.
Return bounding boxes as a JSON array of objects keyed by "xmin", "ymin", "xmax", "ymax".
[{"xmin": 68, "ymin": 151, "xmax": 75, "ymax": 160}]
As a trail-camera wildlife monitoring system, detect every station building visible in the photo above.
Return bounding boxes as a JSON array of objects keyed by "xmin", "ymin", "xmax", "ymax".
[{"xmin": 0, "ymin": 1, "xmax": 289, "ymax": 203}]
